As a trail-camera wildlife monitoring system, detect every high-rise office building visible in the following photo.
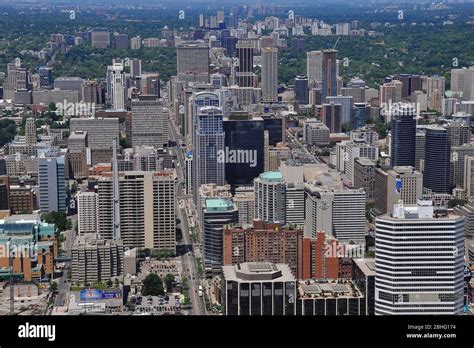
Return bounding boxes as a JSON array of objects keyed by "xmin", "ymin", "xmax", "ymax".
[
  {"xmin": 39, "ymin": 66, "xmax": 53, "ymax": 88},
  {"xmin": 304, "ymin": 183, "xmax": 366, "ymax": 244},
  {"xmin": 97, "ymin": 171, "xmax": 176, "ymax": 251},
  {"xmin": 254, "ymin": 171, "xmax": 286, "ymax": 225},
  {"xmin": 223, "ymin": 115, "xmax": 264, "ymax": 186},
  {"xmin": 307, "ymin": 51, "xmax": 323, "ymax": 85},
  {"xmin": 386, "ymin": 166, "xmax": 423, "ymax": 212},
  {"xmin": 91, "ymin": 28, "xmax": 110, "ymax": 48},
  {"xmin": 131, "ymin": 97, "xmax": 168, "ymax": 148},
  {"xmin": 321, "ymin": 103, "xmax": 342, "ymax": 133},
  {"xmin": 38, "ymin": 152, "xmax": 67, "ymax": 213},
  {"xmin": 294, "ymin": 74, "xmax": 309, "ymax": 104},
  {"xmin": 130, "ymin": 58, "xmax": 142, "ymax": 78},
  {"xmin": 351, "ymin": 103, "xmax": 370, "ymax": 130},
  {"xmin": 424, "ymin": 126, "xmax": 451, "ymax": 194},
  {"xmin": 193, "ymin": 106, "xmax": 225, "ymax": 201},
  {"xmin": 390, "ymin": 104, "xmax": 417, "ymax": 167},
  {"xmin": 70, "ymin": 117, "xmax": 120, "ymax": 150},
  {"xmin": 77, "ymin": 192, "xmax": 98, "ymax": 235},
  {"xmin": 110, "ymin": 65, "xmax": 126, "ymax": 111},
  {"xmin": 395, "ymin": 73, "xmax": 422, "ymax": 98},
  {"xmin": 375, "ymin": 200, "xmax": 464, "ymax": 315},
  {"xmin": 176, "ymin": 42, "xmax": 210, "ymax": 83},
  {"xmin": 261, "ymin": 47, "xmax": 278, "ymax": 103},
  {"xmin": 236, "ymin": 40, "xmax": 256, "ymax": 87},
  {"xmin": 321, "ymin": 49, "xmax": 338, "ymax": 99},
  {"xmin": 203, "ymin": 198, "xmax": 238, "ymax": 271},
  {"xmin": 222, "ymin": 262, "xmax": 297, "ymax": 316}
]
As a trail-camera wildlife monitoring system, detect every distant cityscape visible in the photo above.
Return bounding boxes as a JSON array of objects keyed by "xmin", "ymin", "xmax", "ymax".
[{"xmin": 0, "ymin": 0, "xmax": 473, "ymax": 318}]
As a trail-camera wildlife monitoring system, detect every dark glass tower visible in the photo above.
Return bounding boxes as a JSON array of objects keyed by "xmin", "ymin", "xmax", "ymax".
[
  {"xmin": 295, "ymin": 74, "xmax": 309, "ymax": 104},
  {"xmin": 424, "ymin": 126, "xmax": 451, "ymax": 193},
  {"xmin": 223, "ymin": 117, "xmax": 264, "ymax": 186},
  {"xmin": 390, "ymin": 104, "xmax": 416, "ymax": 167}
]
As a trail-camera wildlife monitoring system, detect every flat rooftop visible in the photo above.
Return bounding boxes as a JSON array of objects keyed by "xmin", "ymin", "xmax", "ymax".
[{"xmin": 222, "ymin": 262, "xmax": 295, "ymax": 282}]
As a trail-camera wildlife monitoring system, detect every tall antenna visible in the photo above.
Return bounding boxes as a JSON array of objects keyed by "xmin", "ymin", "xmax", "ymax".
[{"xmin": 112, "ymin": 137, "xmax": 121, "ymax": 240}]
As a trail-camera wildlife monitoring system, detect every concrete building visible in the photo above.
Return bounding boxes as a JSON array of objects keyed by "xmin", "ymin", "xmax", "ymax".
[
  {"xmin": 77, "ymin": 192, "xmax": 98, "ymax": 235},
  {"xmin": 70, "ymin": 117, "xmax": 119, "ymax": 151},
  {"xmin": 303, "ymin": 120, "xmax": 330, "ymax": 146},
  {"xmin": 386, "ymin": 166, "xmax": 423, "ymax": 213},
  {"xmin": 285, "ymin": 183, "xmax": 305, "ymax": 227},
  {"xmin": 304, "ymin": 183, "xmax": 365, "ymax": 244},
  {"xmin": 353, "ymin": 158, "xmax": 376, "ymax": 200},
  {"xmin": 71, "ymin": 234, "xmax": 124, "ymax": 283},
  {"xmin": 91, "ymin": 28, "xmax": 110, "ymax": 48},
  {"xmin": 233, "ymin": 187, "xmax": 255, "ymax": 225},
  {"xmin": 97, "ymin": 171, "xmax": 176, "ymax": 251},
  {"xmin": 261, "ymin": 47, "xmax": 278, "ymax": 103},
  {"xmin": 307, "ymin": 51, "xmax": 322, "ymax": 85},
  {"xmin": 177, "ymin": 42, "xmax": 210, "ymax": 83},
  {"xmin": 131, "ymin": 97, "xmax": 168, "ymax": 148}
]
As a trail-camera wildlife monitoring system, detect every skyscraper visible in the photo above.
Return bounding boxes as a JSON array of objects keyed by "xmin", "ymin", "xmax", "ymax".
[
  {"xmin": 375, "ymin": 200, "xmax": 464, "ymax": 315},
  {"xmin": 193, "ymin": 106, "xmax": 225, "ymax": 200},
  {"xmin": 306, "ymin": 51, "xmax": 323, "ymax": 85},
  {"xmin": 77, "ymin": 192, "xmax": 98, "ymax": 235},
  {"xmin": 176, "ymin": 42, "xmax": 210, "ymax": 83},
  {"xmin": 322, "ymin": 103, "xmax": 342, "ymax": 133},
  {"xmin": 203, "ymin": 198, "xmax": 238, "ymax": 271},
  {"xmin": 130, "ymin": 58, "xmax": 142, "ymax": 78},
  {"xmin": 38, "ymin": 152, "xmax": 67, "ymax": 213},
  {"xmin": 223, "ymin": 115, "xmax": 264, "ymax": 186},
  {"xmin": 131, "ymin": 97, "xmax": 168, "ymax": 148},
  {"xmin": 236, "ymin": 40, "xmax": 256, "ymax": 87},
  {"xmin": 424, "ymin": 126, "xmax": 451, "ymax": 194},
  {"xmin": 254, "ymin": 171, "xmax": 286, "ymax": 225},
  {"xmin": 97, "ymin": 171, "xmax": 176, "ymax": 251},
  {"xmin": 261, "ymin": 47, "xmax": 278, "ymax": 103},
  {"xmin": 294, "ymin": 74, "xmax": 309, "ymax": 104},
  {"xmin": 390, "ymin": 104, "xmax": 416, "ymax": 167},
  {"xmin": 321, "ymin": 49, "xmax": 338, "ymax": 99},
  {"xmin": 351, "ymin": 103, "xmax": 370, "ymax": 130},
  {"xmin": 91, "ymin": 28, "xmax": 110, "ymax": 48}
]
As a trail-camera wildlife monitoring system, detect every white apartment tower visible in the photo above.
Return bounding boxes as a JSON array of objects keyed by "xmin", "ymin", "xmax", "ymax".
[
  {"xmin": 254, "ymin": 171, "xmax": 286, "ymax": 225},
  {"xmin": 77, "ymin": 192, "xmax": 98, "ymax": 235},
  {"xmin": 375, "ymin": 200, "xmax": 465, "ymax": 315}
]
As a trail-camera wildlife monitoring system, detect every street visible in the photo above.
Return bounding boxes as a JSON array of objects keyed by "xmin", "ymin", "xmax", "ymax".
[{"xmin": 169, "ymin": 118, "xmax": 206, "ymax": 315}]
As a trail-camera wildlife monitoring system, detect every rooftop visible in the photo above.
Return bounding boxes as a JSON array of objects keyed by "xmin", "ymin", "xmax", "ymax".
[
  {"xmin": 222, "ymin": 262, "xmax": 295, "ymax": 282},
  {"xmin": 259, "ymin": 171, "xmax": 283, "ymax": 182},
  {"xmin": 205, "ymin": 198, "xmax": 234, "ymax": 211}
]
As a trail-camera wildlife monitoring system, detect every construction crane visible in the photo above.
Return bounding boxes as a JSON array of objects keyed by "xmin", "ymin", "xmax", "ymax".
[{"xmin": 333, "ymin": 36, "xmax": 340, "ymax": 50}]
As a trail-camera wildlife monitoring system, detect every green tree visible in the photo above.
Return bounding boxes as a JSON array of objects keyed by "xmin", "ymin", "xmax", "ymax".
[
  {"xmin": 164, "ymin": 273, "xmax": 174, "ymax": 292},
  {"xmin": 0, "ymin": 119, "xmax": 17, "ymax": 147},
  {"xmin": 142, "ymin": 273, "xmax": 164, "ymax": 296},
  {"xmin": 107, "ymin": 279, "xmax": 113, "ymax": 288},
  {"xmin": 41, "ymin": 212, "xmax": 71, "ymax": 232},
  {"xmin": 50, "ymin": 281, "xmax": 58, "ymax": 292}
]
